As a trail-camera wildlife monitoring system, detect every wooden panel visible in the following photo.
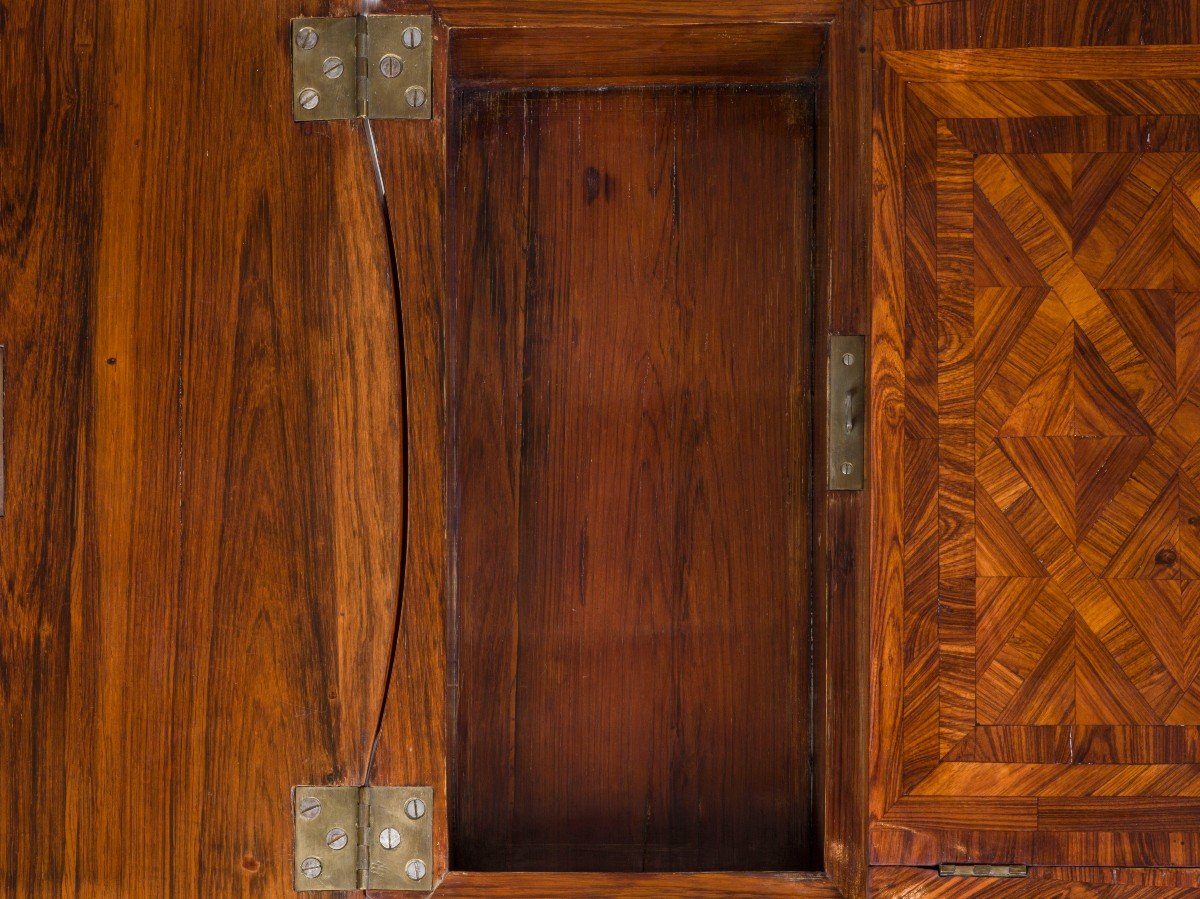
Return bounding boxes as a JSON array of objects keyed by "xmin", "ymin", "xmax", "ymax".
[
  {"xmin": 437, "ymin": 871, "xmax": 841, "ymax": 897},
  {"xmin": 872, "ymin": 865, "xmax": 1200, "ymax": 898},
  {"xmin": 432, "ymin": 0, "xmax": 842, "ymax": 27},
  {"xmin": 449, "ymin": 24, "xmax": 826, "ymax": 87},
  {"xmin": 872, "ymin": 0, "xmax": 1200, "ymax": 870},
  {"xmin": 0, "ymin": 0, "xmax": 401, "ymax": 896},
  {"xmin": 448, "ymin": 87, "xmax": 814, "ymax": 873}
]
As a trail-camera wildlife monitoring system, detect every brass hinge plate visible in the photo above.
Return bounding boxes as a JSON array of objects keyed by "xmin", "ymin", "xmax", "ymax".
[
  {"xmin": 939, "ymin": 863, "xmax": 1029, "ymax": 878},
  {"xmin": 828, "ymin": 335, "xmax": 866, "ymax": 491},
  {"xmin": 291, "ymin": 15, "xmax": 432, "ymax": 122},
  {"xmin": 294, "ymin": 785, "xmax": 434, "ymax": 892}
]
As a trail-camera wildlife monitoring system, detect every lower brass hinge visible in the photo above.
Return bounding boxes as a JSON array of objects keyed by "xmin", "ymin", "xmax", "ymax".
[
  {"xmin": 291, "ymin": 15, "xmax": 433, "ymax": 122},
  {"xmin": 939, "ymin": 863, "xmax": 1029, "ymax": 878},
  {"xmin": 293, "ymin": 785, "xmax": 434, "ymax": 892}
]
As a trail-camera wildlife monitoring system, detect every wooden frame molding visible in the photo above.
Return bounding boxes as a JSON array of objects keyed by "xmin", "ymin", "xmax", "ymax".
[{"xmin": 364, "ymin": 1, "xmax": 871, "ymax": 896}]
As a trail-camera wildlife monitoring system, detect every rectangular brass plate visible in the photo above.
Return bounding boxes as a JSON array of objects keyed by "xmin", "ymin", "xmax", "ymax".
[
  {"xmin": 366, "ymin": 786, "xmax": 434, "ymax": 891},
  {"xmin": 939, "ymin": 864, "xmax": 1029, "ymax": 878},
  {"xmin": 294, "ymin": 786, "xmax": 360, "ymax": 891},
  {"xmin": 364, "ymin": 16, "xmax": 433, "ymax": 121},
  {"xmin": 828, "ymin": 335, "xmax": 865, "ymax": 491},
  {"xmin": 291, "ymin": 15, "xmax": 433, "ymax": 122},
  {"xmin": 291, "ymin": 18, "xmax": 358, "ymax": 123}
]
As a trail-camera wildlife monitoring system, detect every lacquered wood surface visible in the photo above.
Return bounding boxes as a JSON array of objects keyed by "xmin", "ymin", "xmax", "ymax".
[
  {"xmin": 446, "ymin": 86, "xmax": 815, "ymax": 874},
  {"xmin": 0, "ymin": 0, "xmax": 402, "ymax": 896},
  {"xmin": 872, "ymin": 0, "xmax": 1200, "ymax": 871},
  {"xmin": 872, "ymin": 865, "xmax": 1200, "ymax": 898},
  {"xmin": 437, "ymin": 871, "xmax": 841, "ymax": 897},
  {"xmin": 449, "ymin": 23, "xmax": 826, "ymax": 87}
]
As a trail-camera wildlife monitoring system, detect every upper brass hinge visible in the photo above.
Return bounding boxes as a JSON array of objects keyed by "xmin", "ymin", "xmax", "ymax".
[
  {"xmin": 293, "ymin": 785, "xmax": 434, "ymax": 892},
  {"xmin": 939, "ymin": 863, "xmax": 1029, "ymax": 878},
  {"xmin": 291, "ymin": 15, "xmax": 432, "ymax": 122}
]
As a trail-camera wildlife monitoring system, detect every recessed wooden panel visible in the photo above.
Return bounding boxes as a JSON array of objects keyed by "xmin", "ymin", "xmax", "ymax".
[
  {"xmin": 450, "ymin": 86, "xmax": 815, "ymax": 873},
  {"xmin": 873, "ymin": 7, "xmax": 1200, "ymax": 867}
]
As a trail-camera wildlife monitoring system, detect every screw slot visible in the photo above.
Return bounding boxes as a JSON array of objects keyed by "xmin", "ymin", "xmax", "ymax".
[
  {"xmin": 402, "ymin": 26, "xmax": 423, "ymax": 48},
  {"xmin": 379, "ymin": 54, "xmax": 404, "ymax": 79},
  {"xmin": 379, "ymin": 826, "xmax": 402, "ymax": 850},
  {"xmin": 300, "ymin": 857, "xmax": 323, "ymax": 879},
  {"xmin": 405, "ymin": 859, "xmax": 428, "ymax": 882},
  {"xmin": 843, "ymin": 353, "xmax": 855, "ymax": 366},
  {"xmin": 298, "ymin": 796, "xmax": 322, "ymax": 820},
  {"xmin": 405, "ymin": 86, "xmax": 427, "ymax": 108},
  {"xmin": 298, "ymin": 89, "xmax": 320, "ymax": 111},
  {"xmin": 841, "ymin": 462, "xmax": 854, "ymax": 476},
  {"xmin": 295, "ymin": 26, "xmax": 318, "ymax": 50},
  {"xmin": 322, "ymin": 56, "xmax": 344, "ymax": 79},
  {"xmin": 404, "ymin": 797, "xmax": 427, "ymax": 820}
]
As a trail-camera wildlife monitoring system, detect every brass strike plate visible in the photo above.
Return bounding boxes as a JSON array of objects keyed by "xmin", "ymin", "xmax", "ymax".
[
  {"xmin": 291, "ymin": 15, "xmax": 433, "ymax": 122},
  {"xmin": 939, "ymin": 863, "xmax": 1028, "ymax": 878},
  {"xmin": 293, "ymin": 785, "xmax": 434, "ymax": 892},
  {"xmin": 829, "ymin": 335, "xmax": 866, "ymax": 491}
]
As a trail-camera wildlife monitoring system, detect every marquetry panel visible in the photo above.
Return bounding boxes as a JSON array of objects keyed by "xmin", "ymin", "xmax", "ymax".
[{"xmin": 873, "ymin": 42, "xmax": 1200, "ymax": 867}]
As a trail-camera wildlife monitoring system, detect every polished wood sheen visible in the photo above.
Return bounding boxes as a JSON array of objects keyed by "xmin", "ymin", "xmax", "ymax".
[
  {"xmin": 0, "ymin": 0, "xmax": 403, "ymax": 896},
  {"xmin": 872, "ymin": 0, "xmax": 1200, "ymax": 874},
  {"xmin": 448, "ymin": 86, "xmax": 814, "ymax": 873}
]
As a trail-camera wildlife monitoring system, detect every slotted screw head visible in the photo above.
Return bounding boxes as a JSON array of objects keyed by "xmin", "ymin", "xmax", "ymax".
[
  {"xmin": 379, "ymin": 827, "xmax": 402, "ymax": 850},
  {"xmin": 379, "ymin": 54, "xmax": 404, "ymax": 78},
  {"xmin": 841, "ymin": 462, "xmax": 854, "ymax": 476},
  {"xmin": 404, "ymin": 797, "xmax": 427, "ymax": 820},
  {"xmin": 326, "ymin": 827, "xmax": 348, "ymax": 850},
  {"xmin": 405, "ymin": 86, "xmax": 427, "ymax": 108},
  {"xmin": 298, "ymin": 89, "xmax": 320, "ymax": 110},
  {"xmin": 843, "ymin": 353, "xmax": 855, "ymax": 366},
  {"xmin": 322, "ymin": 56, "xmax": 344, "ymax": 79},
  {"xmin": 401, "ymin": 26, "xmax": 423, "ymax": 48},
  {"xmin": 300, "ymin": 857, "xmax": 323, "ymax": 879},
  {"xmin": 295, "ymin": 26, "xmax": 318, "ymax": 50},
  {"xmin": 405, "ymin": 859, "xmax": 428, "ymax": 882},
  {"xmin": 298, "ymin": 796, "xmax": 322, "ymax": 820}
]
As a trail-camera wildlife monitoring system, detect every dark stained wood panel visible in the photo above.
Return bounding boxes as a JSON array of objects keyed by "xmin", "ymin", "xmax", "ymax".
[
  {"xmin": 449, "ymin": 87, "xmax": 815, "ymax": 873},
  {"xmin": 872, "ymin": 0, "xmax": 1200, "ymax": 872},
  {"xmin": 0, "ymin": 0, "xmax": 403, "ymax": 895}
]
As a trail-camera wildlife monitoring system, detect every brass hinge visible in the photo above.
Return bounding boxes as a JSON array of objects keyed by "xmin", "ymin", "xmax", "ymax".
[
  {"xmin": 291, "ymin": 15, "xmax": 433, "ymax": 122},
  {"xmin": 939, "ymin": 863, "xmax": 1029, "ymax": 878},
  {"xmin": 828, "ymin": 335, "xmax": 866, "ymax": 491},
  {"xmin": 293, "ymin": 785, "xmax": 434, "ymax": 892}
]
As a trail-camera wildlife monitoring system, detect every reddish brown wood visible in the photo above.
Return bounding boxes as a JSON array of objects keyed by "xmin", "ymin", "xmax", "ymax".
[
  {"xmin": 437, "ymin": 871, "xmax": 841, "ymax": 897},
  {"xmin": 0, "ymin": 0, "xmax": 401, "ymax": 896},
  {"xmin": 446, "ymin": 85, "xmax": 815, "ymax": 873},
  {"xmin": 872, "ymin": 0, "xmax": 1200, "ymax": 874},
  {"xmin": 872, "ymin": 865, "xmax": 1200, "ymax": 898},
  {"xmin": 432, "ymin": 0, "xmax": 843, "ymax": 27},
  {"xmin": 449, "ymin": 24, "xmax": 826, "ymax": 87}
]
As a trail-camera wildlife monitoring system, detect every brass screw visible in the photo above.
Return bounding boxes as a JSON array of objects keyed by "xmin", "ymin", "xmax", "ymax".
[
  {"xmin": 405, "ymin": 859, "xmax": 427, "ymax": 882},
  {"xmin": 300, "ymin": 857, "xmax": 323, "ymax": 879},
  {"xmin": 326, "ymin": 827, "xmax": 348, "ymax": 851},
  {"xmin": 406, "ymin": 86, "xmax": 427, "ymax": 108},
  {"xmin": 379, "ymin": 827, "xmax": 402, "ymax": 850},
  {"xmin": 402, "ymin": 26, "xmax": 423, "ymax": 48},
  {"xmin": 298, "ymin": 89, "xmax": 320, "ymax": 110},
  {"xmin": 404, "ymin": 797, "xmax": 426, "ymax": 820},
  {"xmin": 841, "ymin": 462, "xmax": 854, "ymax": 476},
  {"xmin": 298, "ymin": 796, "xmax": 321, "ymax": 820},
  {"xmin": 379, "ymin": 54, "xmax": 404, "ymax": 78},
  {"xmin": 295, "ymin": 27, "xmax": 318, "ymax": 50},
  {"xmin": 322, "ymin": 56, "xmax": 344, "ymax": 79}
]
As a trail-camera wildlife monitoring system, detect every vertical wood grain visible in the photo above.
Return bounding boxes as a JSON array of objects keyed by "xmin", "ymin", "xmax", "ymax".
[
  {"xmin": 446, "ymin": 86, "xmax": 815, "ymax": 873},
  {"xmin": 0, "ymin": 0, "xmax": 402, "ymax": 895}
]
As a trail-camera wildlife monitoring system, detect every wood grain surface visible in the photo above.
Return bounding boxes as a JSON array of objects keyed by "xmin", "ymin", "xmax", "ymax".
[
  {"xmin": 437, "ymin": 871, "xmax": 842, "ymax": 897},
  {"xmin": 0, "ymin": 0, "xmax": 403, "ymax": 896},
  {"xmin": 872, "ymin": 0, "xmax": 1200, "ymax": 872},
  {"xmin": 445, "ymin": 86, "xmax": 815, "ymax": 874}
]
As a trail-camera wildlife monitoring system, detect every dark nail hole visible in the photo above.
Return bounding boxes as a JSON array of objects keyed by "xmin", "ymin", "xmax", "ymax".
[
  {"xmin": 1156, "ymin": 548, "xmax": 1177, "ymax": 566},
  {"xmin": 106, "ymin": 358, "xmax": 117, "ymax": 365}
]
